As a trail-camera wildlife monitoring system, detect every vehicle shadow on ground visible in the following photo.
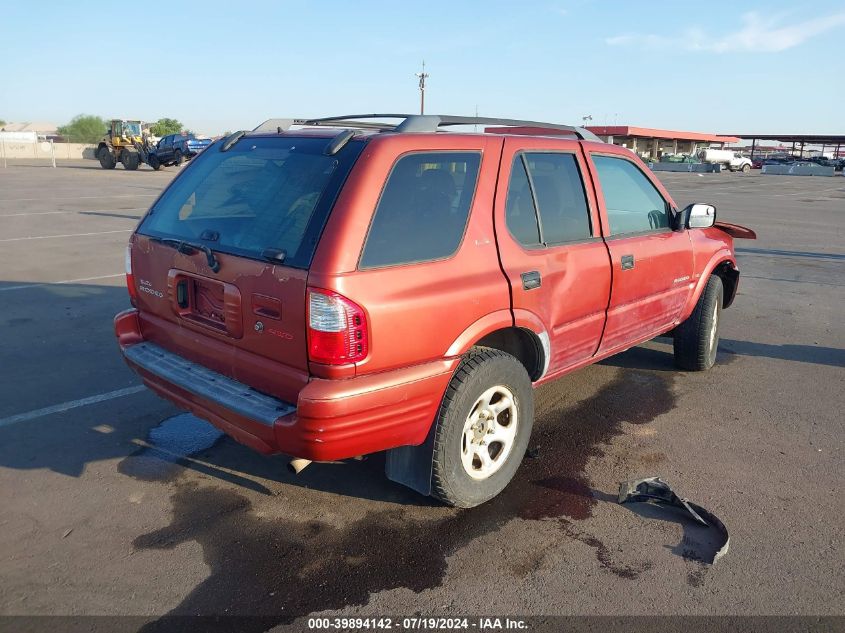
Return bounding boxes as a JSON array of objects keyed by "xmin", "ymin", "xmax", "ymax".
[
  {"xmin": 601, "ymin": 336, "xmax": 843, "ymax": 370},
  {"xmin": 735, "ymin": 247, "xmax": 845, "ymax": 261},
  {"xmin": 598, "ymin": 339, "xmax": 677, "ymax": 372},
  {"xmin": 120, "ymin": 424, "xmax": 439, "ymax": 506},
  {"xmin": 721, "ymin": 338, "xmax": 844, "ymax": 367},
  {"xmin": 598, "ymin": 337, "xmax": 739, "ymax": 373}
]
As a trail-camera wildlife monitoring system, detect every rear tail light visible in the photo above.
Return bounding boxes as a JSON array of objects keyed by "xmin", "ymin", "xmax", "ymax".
[
  {"xmin": 125, "ymin": 243, "xmax": 138, "ymax": 306},
  {"xmin": 307, "ymin": 289, "xmax": 368, "ymax": 365}
]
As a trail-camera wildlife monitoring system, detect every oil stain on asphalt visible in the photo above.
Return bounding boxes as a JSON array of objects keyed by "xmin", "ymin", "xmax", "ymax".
[{"xmin": 127, "ymin": 366, "xmax": 680, "ymax": 631}]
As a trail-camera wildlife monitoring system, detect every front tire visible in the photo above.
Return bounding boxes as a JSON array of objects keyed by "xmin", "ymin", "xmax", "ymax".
[
  {"xmin": 121, "ymin": 149, "xmax": 140, "ymax": 170},
  {"xmin": 431, "ymin": 347, "xmax": 534, "ymax": 508},
  {"xmin": 742, "ymin": 163, "xmax": 750, "ymax": 173},
  {"xmin": 674, "ymin": 275, "xmax": 723, "ymax": 371}
]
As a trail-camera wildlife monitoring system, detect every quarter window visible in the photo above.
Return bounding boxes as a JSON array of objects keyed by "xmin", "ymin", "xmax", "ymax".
[
  {"xmin": 591, "ymin": 155, "xmax": 669, "ymax": 235},
  {"xmin": 505, "ymin": 153, "xmax": 592, "ymax": 247},
  {"xmin": 360, "ymin": 152, "xmax": 481, "ymax": 268},
  {"xmin": 504, "ymin": 158, "xmax": 540, "ymax": 246}
]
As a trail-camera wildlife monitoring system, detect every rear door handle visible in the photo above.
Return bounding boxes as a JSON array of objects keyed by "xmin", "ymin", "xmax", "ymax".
[
  {"xmin": 521, "ymin": 271, "xmax": 541, "ymax": 290},
  {"xmin": 621, "ymin": 255, "xmax": 635, "ymax": 270}
]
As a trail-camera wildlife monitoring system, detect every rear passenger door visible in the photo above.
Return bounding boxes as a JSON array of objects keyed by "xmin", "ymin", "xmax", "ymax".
[
  {"xmin": 494, "ymin": 137, "xmax": 612, "ymax": 375},
  {"xmin": 585, "ymin": 150, "xmax": 694, "ymax": 353}
]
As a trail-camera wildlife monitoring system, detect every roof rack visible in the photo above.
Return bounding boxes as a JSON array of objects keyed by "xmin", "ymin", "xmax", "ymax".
[{"xmin": 252, "ymin": 114, "xmax": 602, "ymax": 141}]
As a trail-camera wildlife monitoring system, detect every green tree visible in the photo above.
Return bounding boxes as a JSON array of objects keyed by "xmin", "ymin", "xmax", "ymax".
[
  {"xmin": 58, "ymin": 114, "xmax": 107, "ymax": 143},
  {"xmin": 151, "ymin": 118, "xmax": 183, "ymax": 136},
  {"xmin": 0, "ymin": 119, "xmax": 6, "ymax": 128}
]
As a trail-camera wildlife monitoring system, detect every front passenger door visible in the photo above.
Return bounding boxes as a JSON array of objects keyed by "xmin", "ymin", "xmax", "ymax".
[
  {"xmin": 158, "ymin": 135, "xmax": 172, "ymax": 162},
  {"xmin": 587, "ymin": 152, "xmax": 694, "ymax": 353}
]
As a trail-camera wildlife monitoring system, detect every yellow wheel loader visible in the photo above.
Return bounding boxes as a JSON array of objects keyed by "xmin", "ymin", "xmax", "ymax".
[{"xmin": 96, "ymin": 120, "xmax": 156, "ymax": 170}]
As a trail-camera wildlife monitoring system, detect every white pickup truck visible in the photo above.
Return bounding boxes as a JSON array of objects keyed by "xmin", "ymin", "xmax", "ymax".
[{"xmin": 699, "ymin": 149, "xmax": 752, "ymax": 172}]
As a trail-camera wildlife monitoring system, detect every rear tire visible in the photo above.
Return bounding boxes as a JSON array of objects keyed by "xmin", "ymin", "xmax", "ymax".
[
  {"xmin": 431, "ymin": 347, "xmax": 533, "ymax": 508},
  {"xmin": 98, "ymin": 146, "xmax": 115, "ymax": 169},
  {"xmin": 674, "ymin": 275, "xmax": 723, "ymax": 371},
  {"xmin": 174, "ymin": 149, "xmax": 184, "ymax": 166}
]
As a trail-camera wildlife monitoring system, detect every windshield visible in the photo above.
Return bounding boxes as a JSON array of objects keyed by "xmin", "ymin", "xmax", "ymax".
[
  {"xmin": 124, "ymin": 122, "xmax": 142, "ymax": 136},
  {"xmin": 138, "ymin": 136, "xmax": 364, "ymax": 268}
]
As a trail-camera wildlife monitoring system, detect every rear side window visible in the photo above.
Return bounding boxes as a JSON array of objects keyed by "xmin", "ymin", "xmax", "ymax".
[
  {"xmin": 360, "ymin": 152, "xmax": 481, "ymax": 269},
  {"xmin": 505, "ymin": 153, "xmax": 591, "ymax": 247},
  {"xmin": 591, "ymin": 155, "xmax": 669, "ymax": 235},
  {"xmin": 139, "ymin": 136, "xmax": 364, "ymax": 269}
]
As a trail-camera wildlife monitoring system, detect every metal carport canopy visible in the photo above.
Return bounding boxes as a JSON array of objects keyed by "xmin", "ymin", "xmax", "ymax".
[{"xmin": 725, "ymin": 134, "xmax": 845, "ymax": 145}]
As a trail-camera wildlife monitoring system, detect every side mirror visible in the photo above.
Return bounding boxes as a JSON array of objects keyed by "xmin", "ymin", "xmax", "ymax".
[{"xmin": 678, "ymin": 203, "xmax": 716, "ymax": 229}]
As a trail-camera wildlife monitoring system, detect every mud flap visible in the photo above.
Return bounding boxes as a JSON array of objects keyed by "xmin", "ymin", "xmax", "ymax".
[
  {"xmin": 384, "ymin": 423, "xmax": 436, "ymax": 496},
  {"xmin": 618, "ymin": 476, "xmax": 730, "ymax": 564}
]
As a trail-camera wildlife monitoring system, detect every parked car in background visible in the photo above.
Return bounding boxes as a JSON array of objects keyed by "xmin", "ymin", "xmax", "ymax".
[
  {"xmin": 150, "ymin": 133, "xmax": 212, "ymax": 169},
  {"xmin": 115, "ymin": 113, "xmax": 756, "ymax": 507},
  {"xmin": 751, "ymin": 156, "xmax": 765, "ymax": 169},
  {"xmin": 809, "ymin": 157, "xmax": 835, "ymax": 168}
]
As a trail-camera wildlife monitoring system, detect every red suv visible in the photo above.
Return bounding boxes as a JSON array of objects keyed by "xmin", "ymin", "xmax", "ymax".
[{"xmin": 115, "ymin": 114, "xmax": 755, "ymax": 507}]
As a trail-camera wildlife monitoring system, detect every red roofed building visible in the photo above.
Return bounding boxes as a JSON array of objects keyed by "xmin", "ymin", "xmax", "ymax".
[
  {"xmin": 485, "ymin": 124, "xmax": 739, "ymax": 160},
  {"xmin": 586, "ymin": 126, "xmax": 740, "ymax": 160}
]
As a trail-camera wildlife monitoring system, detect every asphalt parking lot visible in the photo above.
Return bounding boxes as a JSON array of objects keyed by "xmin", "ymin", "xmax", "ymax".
[{"xmin": 0, "ymin": 162, "xmax": 843, "ymax": 630}]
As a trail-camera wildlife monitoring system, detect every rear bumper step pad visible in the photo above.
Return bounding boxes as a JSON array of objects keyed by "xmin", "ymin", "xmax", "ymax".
[{"xmin": 124, "ymin": 342, "xmax": 295, "ymax": 426}]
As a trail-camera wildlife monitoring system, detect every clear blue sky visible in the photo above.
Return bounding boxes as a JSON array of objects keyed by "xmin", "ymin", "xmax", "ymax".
[{"xmin": 1, "ymin": 1, "xmax": 843, "ymax": 135}]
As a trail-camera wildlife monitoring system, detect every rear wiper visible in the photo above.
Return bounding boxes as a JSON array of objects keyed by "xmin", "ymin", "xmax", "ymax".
[{"xmin": 150, "ymin": 236, "xmax": 220, "ymax": 273}]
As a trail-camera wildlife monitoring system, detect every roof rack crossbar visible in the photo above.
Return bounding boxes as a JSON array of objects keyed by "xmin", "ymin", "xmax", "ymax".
[{"xmin": 253, "ymin": 114, "xmax": 602, "ymax": 141}]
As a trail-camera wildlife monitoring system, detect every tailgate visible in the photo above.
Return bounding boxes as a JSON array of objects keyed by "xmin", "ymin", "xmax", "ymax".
[
  {"xmin": 130, "ymin": 235, "xmax": 308, "ymax": 403},
  {"xmin": 127, "ymin": 133, "xmax": 365, "ymax": 402},
  {"xmin": 187, "ymin": 139, "xmax": 212, "ymax": 151}
]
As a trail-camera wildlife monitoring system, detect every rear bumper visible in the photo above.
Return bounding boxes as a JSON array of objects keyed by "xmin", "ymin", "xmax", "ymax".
[{"xmin": 115, "ymin": 309, "xmax": 456, "ymax": 461}]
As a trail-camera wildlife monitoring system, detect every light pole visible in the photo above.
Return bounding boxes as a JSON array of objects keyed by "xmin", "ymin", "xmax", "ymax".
[
  {"xmin": 415, "ymin": 61, "xmax": 429, "ymax": 115},
  {"xmin": 582, "ymin": 114, "xmax": 593, "ymax": 128}
]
